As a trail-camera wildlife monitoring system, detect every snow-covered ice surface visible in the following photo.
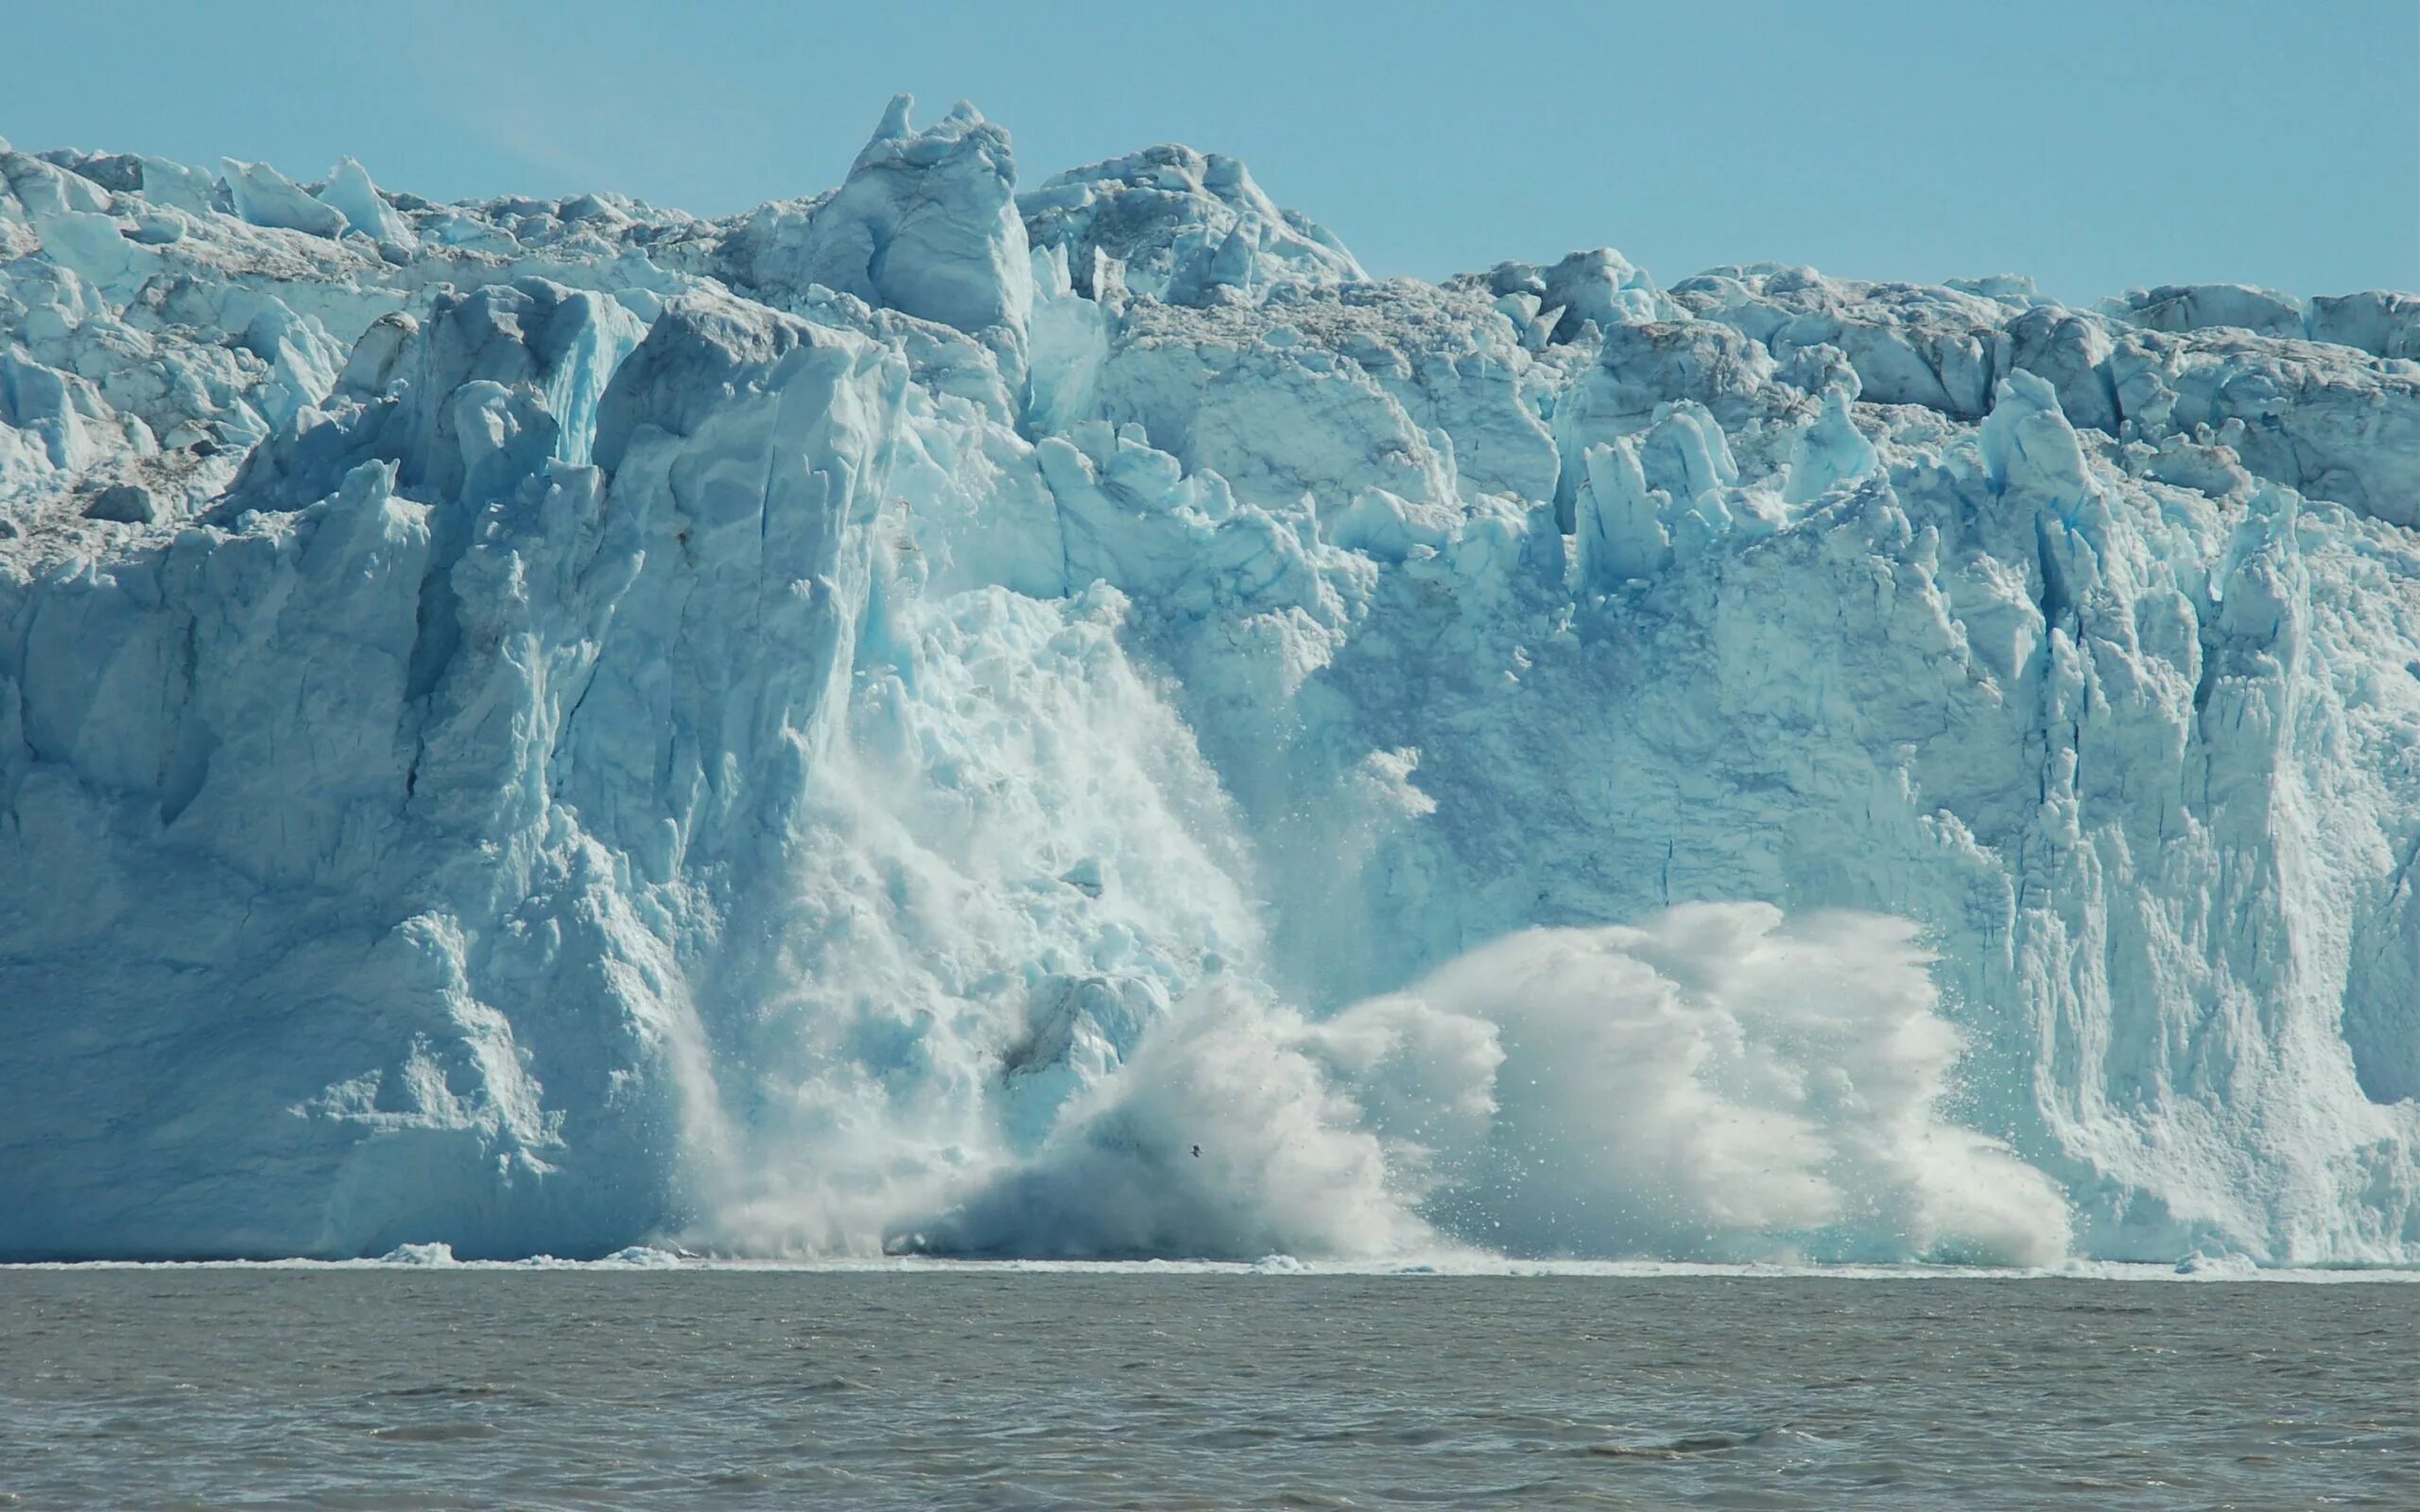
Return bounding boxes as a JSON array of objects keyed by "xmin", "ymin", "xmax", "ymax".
[{"xmin": 3, "ymin": 100, "xmax": 2417, "ymax": 1267}]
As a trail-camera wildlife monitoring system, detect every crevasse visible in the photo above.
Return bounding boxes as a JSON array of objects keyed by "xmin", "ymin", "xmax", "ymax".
[{"xmin": 2, "ymin": 98, "xmax": 2415, "ymax": 1265}]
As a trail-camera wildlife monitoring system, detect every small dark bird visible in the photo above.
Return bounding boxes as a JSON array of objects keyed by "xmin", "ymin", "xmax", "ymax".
[{"xmin": 1191, "ymin": 1144, "xmax": 1201, "ymax": 1158}]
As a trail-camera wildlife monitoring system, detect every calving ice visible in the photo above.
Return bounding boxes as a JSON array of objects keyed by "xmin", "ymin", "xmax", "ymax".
[{"xmin": 1, "ymin": 97, "xmax": 2414, "ymax": 1267}]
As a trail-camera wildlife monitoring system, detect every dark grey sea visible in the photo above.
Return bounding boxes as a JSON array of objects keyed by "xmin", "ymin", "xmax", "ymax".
[{"xmin": 4, "ymin": 1266, "xmax": 2414, "ymax": 1509}]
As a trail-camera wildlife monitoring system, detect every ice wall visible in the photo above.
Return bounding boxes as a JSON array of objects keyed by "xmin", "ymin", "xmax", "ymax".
[{"xmin": 2, "ymin": 101, "xmax": 2415, "ymax": 1264}]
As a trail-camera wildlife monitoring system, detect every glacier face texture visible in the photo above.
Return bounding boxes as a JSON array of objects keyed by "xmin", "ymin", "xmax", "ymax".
[{"xmin": 3, "ymin": 98, "xmax": 2417, "ymax": 1264}]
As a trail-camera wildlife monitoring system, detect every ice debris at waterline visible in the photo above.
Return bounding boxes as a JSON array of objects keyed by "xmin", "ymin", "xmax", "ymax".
[{"xmin": 1, "ymin": 100, "xmax": 2415, "ymax": 1265}]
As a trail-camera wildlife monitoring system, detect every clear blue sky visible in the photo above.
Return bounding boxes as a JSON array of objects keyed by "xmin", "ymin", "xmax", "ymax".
[{"xmin": 7, "ymin": 0, "xmax": 2414, "ymax": 301}]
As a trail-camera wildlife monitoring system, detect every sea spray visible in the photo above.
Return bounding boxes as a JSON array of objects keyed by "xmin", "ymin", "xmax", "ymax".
[{"xmin": 894, "ymin": 905, "xmax": 2071, "ymax": 1266}]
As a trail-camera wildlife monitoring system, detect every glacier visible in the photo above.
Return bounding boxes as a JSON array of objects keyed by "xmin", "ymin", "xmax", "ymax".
[{"xmin": 2, "ymin": 98, "xmax": 2416, "ymax": 1266}]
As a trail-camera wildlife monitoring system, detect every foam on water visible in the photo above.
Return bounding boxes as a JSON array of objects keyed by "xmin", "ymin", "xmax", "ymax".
[{"xmin": 9, "ymin": 1256, "xmax": 2419, "ymax": 1282}]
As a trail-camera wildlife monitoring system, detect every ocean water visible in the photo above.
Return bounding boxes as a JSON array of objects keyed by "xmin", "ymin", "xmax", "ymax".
[{"xmin": 4, "ymin": 1266, "xmax": 2415, "ymax": 1510}]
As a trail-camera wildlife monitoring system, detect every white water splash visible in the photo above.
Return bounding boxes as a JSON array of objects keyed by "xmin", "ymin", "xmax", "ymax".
[{"xmin": 899, "ymin": 905, "xmax": 2072, "ymax": 1267}]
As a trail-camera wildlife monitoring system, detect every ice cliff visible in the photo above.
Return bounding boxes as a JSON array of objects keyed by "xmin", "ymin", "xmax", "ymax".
[{"xmin": 3, "ymin": 99, "xmax": 2416, "ymax": 1265}]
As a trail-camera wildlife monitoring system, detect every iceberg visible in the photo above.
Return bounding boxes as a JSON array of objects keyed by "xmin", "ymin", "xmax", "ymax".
[{"xmin": 2, "ymin": 98, "xmax": 2415, "ymax": 1266}]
